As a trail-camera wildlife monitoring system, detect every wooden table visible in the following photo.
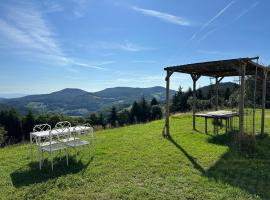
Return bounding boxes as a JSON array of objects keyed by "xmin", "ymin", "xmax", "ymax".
[{"xmin": 195, "ymin": 110, "xmax": 239, "ymax": 134}]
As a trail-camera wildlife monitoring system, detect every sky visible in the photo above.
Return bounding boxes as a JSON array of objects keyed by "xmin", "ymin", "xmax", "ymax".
[{"xmin": 0, "ymin": 0, "xmax": 269, "ymax": 94}]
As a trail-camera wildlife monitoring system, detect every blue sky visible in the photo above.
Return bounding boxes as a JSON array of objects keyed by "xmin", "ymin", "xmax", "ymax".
[{"xmin": 0, "ymin": 0, "xmax": 268, "ymax": 94}]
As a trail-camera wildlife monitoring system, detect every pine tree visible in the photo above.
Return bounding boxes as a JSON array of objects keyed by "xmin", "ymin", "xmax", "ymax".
[
  {"xmin": 139, "ymin": 97, "xmax": 150, "ymax": 123},
  {"xmin": 22, "ymin": 110, "xmax": 36, "ymax": 140},
  {"xmin": 150, "ymin": 97, "xmax": 159, "ymax": 106},
  {"xmin": 109, "ymin": 106, "xmax": 118, "ymax": 127},
  {"xmin": 130, "ymin": 101, "xmax": 141, "ymax": 123}
]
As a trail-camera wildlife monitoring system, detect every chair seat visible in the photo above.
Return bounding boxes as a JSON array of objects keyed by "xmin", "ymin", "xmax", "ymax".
[
  {"xmin": 65, "ymin": 139, "xmax": 89, "ymax": 147},
  {"xmin": 41, "ymin": 143, "xmax": 66, "ymax": 152},
  {"xmin": 39, "ymin": 141, "xmax": 57, "ymax": 147},
  {"xmin": 60, "ymin": 137, "xmax": 80, "ymax": 143}
]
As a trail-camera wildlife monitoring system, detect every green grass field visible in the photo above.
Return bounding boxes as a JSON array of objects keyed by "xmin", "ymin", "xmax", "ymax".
[{"xmin": 1, "ymin": 111, "xmax": 270, "ymax": 200}]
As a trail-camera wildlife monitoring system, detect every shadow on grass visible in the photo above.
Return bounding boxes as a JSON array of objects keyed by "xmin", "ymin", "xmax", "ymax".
[
  {"xmin": 167, "ymin": 135, "xmax": 205, "ymax": 174},
  {"xmin": 206, "ymin": 133, "xmax": 270, "ymax": 200},
  {"xmin": 11, "ymin": 156, "xmax": 92, "ymax": 188},
  {"xmin": 167, "ymin": 132, "xmax": 270, "ymax": 199}
]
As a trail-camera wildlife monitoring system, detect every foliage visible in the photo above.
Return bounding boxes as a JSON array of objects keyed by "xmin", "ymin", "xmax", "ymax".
[
  {"xmin": 109, "ymin": 106, "xmax": 118, "ymax": 127},
  {"xmin": 130, "ymin": 101, "xmax": 141, "ymax": 123},
  {"xmin": 150, "ymin": 97, "xmax": 158, "ymax": 106},
  {"xmin": 0, "ymin": 125, "xmax": 7, "ymax": 146},
  {"xmin": 139, "ymin": 97, "xmax": 150, "ymax": 123},
  {"xmin": 150, "ymin": 105, "xmax": 163, "ymax": 120},
  {"xmin": 117, "ymin": 110, "xmax": 131, "ymax": 126}
]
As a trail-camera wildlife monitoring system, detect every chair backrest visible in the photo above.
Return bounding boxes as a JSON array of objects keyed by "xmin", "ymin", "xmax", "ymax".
[
  {"xmin": 33, "ymin": 124, "xmax": 51, "ymax": 132},
  {"xmin": 54, "ymin": 121, "xmax": 71, "ymax": 141},
  {"xmin": 75, "ymin": 123, "xmax": 94, "ymax": 138},
  {"xmin": 33, "ymin": 124, "xmax": 51, "ymax": 145}
]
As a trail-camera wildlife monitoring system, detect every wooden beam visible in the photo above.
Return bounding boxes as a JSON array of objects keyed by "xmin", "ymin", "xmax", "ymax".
[
  {"xmin": 191, "ymin": 74, "xmax": 200, "ymax": 130},
  {"xmin": 239, "ymin": 63, "xmax": 246, "ymax": 136},
  {"xmin": 164, "ymin": 71, "xmax": 173, "ymax": 137},
  {"xmin": 261, "ymin": 69, "xmax": 268, "ymax": 136}
]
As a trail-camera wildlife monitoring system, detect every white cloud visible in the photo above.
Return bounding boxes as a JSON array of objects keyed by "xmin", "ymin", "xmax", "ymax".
[
  {"xmin": 0, "ymin": 1, "xmax": 104, "ymax": 71},
  {"xmin": 132, "ymin": 6, "xmax": 191, "ymax": 26},
  {"xmin": 189, "ymin": 1, "xmax": 235, "ymax": 41},
  {"xmin": 99, "ymin": 40, "xmax": 154, "ymax": 52}
]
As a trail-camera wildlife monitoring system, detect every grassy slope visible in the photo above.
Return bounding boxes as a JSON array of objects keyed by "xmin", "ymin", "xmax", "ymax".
[{"xmin": 1, "ymin": 111, "xmax": 270, "ymax": 200}]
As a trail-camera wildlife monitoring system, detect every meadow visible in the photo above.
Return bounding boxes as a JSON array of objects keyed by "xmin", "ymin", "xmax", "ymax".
[{"xmin": 0, "ymin": 111, "xmax": 270, "ymax": 200}]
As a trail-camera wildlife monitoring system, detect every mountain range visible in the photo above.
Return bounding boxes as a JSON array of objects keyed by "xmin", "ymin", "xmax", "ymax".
[{"xmin": 0, "ymin": 86, "xmax": 176, "ymax": 116}]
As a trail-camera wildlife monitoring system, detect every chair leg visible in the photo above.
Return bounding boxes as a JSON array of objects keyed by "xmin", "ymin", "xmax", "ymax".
[
  {"xmin": 50, "ymin": 152, "xmax": 53, "ymax": 171},
  {"xmin": 66, "ymin": 148, "xmax": 69, "ymax": 166},
  {"xmin": 41, "ymin": 150, "xmax": 43, "ymax": 167},
  {"xmin": 39, "ymin": 149, "xmax": 42, "ymax": 170}
]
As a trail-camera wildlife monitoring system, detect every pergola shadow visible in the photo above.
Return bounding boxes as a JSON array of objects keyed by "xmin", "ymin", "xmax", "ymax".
[
  {"xmin": 166, "ymin": 135, "xmax": 205, "ymax": 174},
  {"xmin": 10, "ymin": 156, "xmax": 92, "ymax": 188},
  {"xmin": 206, "ymin": 134, "xmax": 270, "ymax": 199},
  {"xmin": 167, "ymin": 132, "xmax": 270, "ymax": 199}
]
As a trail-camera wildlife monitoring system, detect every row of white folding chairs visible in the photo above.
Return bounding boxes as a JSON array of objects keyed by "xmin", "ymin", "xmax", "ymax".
[{"xmin": 33, "ymin": 121, "xmax": 94, "ymax": 170}]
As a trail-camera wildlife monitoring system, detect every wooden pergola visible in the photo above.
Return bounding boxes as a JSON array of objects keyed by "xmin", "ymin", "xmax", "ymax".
[{"xmin": 163, "ymin": 57, "xmax": 268, "ymax": 137}]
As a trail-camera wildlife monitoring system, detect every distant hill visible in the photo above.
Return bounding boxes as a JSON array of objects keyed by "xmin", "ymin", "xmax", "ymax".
[{"xmin": 0, "ymin": 87, "xmax": 176, "ymax": 116}]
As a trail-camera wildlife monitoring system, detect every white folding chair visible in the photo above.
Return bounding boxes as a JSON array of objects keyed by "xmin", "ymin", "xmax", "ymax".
[
  {"xmin": 33, "ymin": 124, "xmax": 54, "ymax": 169},
  {"xmin": 40, "ymin": 125, "xmax": 69, "ymax": 171},
  {"xmin": 65, "ymin": 123, "xmax": 94, "ymax": 160}
]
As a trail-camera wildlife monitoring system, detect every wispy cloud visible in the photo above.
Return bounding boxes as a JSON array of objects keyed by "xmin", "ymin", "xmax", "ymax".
[
  {"xmin": 0, "ymin": 1, "xmax": 104, "ymax": 71},
  {"xmin": 99, "ymin": 40, "xmax": 154, "ymax": 52},
  {"xmin": 131, "ymin": 60, "xmax": 156, "ymax": 64},
  {"xmin": 71, "ymin": 0, "xmax": 88, "ymax": 18},
  {"xmin": 72, "ymin": 61, "xmax": 114, "ymax": 70},
  {"xmin": 233, "ymin": 1, "xmax": 259, "ymax": 22},
  {"xmin": 132, "ymin": 6, "xmax": 191, "ymax": 26},
  {"xmin": 42, "ymin": 0, "xmax": 63, "ymax": 13},
  {"xmin": 197, "ymin": 1, "xmax": 259, "ymax": 43},
  {"xmin": 189, "ymin": 1, "xmax": 235, "ymax": 41}
]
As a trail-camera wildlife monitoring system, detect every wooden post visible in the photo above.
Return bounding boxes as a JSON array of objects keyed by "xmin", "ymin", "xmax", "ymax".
[
  {"xmin": 261, "ymin": 69, "xmax": 268, "ymax": 136},
  {"xmin": 191, "ymin": 74, "xmax": 200, "ymax": 130},
  {"xmin": 215, "ymin": 77, "xmax": 223, "ymax": 111},
  {"xmin": 215, "ymin": 77, "xmax": 218, "ymax": 111},
  {"xmin": 239, "ymin": 63, "xmax": 246, "ymax": 136},
  {"xmin": 164, "ymin": 71, "xmax": 173, "ymax": 137}
]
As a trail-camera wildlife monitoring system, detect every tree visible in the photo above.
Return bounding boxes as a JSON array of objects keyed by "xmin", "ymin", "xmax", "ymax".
[
  {"xmin": 98, "ymin": 113, "xmax": 106, "ymax": 129},
  {"xmin": 0, "ymin": 125, "xmax": 7, "ymax": 146},
  {"xmin": 0, "ymin": 109, "xmax": 23, "ymax": 143},
  {"xmin": 197, "ymin": 89, "xmax": 203, "ymax": 99},
  {"xmin": 150, "ymin": 97, "xmax": 159, "ymax": 106},
  {"xmin": 109, "ymin": 106, "xmax": 118, "ymax": 127},
  {"xmin": 22, "ymin": 110, "xmax": 36, "ymax": 140},
  {"xmin": 130, "ymin": 101, "xmax": 141, "ymax": 123},
  {"xmin": 139, "ymin": 97, "xmax": 150, "ymax": 123},
  {"xmin": 118, "ymin": 110, "xmax": 131, "ymax": 126},
  {"xmin": 151, "ymin": 105, "xmax": 163, "ymax": 120},
  {"xmin": 87, "ymin": 113, "xmax": 99, "ymax": 126}
]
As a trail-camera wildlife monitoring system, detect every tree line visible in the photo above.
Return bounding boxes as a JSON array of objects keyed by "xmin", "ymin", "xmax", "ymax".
[
  {"xmin": 0, "ymin": 97, "xmax": 163, "ymax": 147},
  {"xmin": 87, "ymin": 97, "xmax": 162, "ymax": 128},
  {"xmin": 170, "ymin": 85, "xmax": 236, "ymax": 113}
]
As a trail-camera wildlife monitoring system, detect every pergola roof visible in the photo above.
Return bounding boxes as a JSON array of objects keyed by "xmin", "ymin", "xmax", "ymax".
[{"xmin": 164, "ymin": 57, "xmax": 266, "ymax": 77}]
